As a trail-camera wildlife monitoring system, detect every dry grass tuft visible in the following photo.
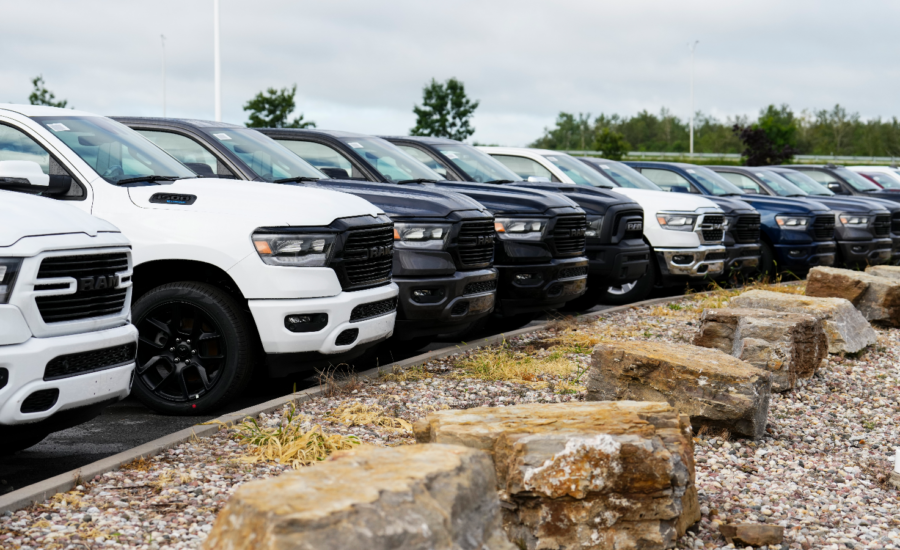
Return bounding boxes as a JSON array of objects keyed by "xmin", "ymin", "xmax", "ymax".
[
  {"xmin": 122, "ymin": 456, "xmax": 153, "ymax": 472},
  {"xmin": 380, "ymin": 363, "xmax": 433, "ymax": 383},
  {"xmin": 317, "ymin": 364, "xmax": 363, "ymax": 398},
  {"xmin": 233, "ymin": 404, "xmax": 359, "ymax": 469},
  {"xmin": 328, "ymin": 402, "xmax": 412, "ymax": 432},
  {"xmin": 454, "ymin": 342, "xmax": 578, "ymax": 387},
  {"xmin": 51, "ymin": 491, "xmax": 85, "ymax": 509}
]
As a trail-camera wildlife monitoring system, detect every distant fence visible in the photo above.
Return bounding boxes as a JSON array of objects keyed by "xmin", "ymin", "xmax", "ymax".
[{"xmin": 559, "ymin": 150, "xmax": 900, "ymax": 166}]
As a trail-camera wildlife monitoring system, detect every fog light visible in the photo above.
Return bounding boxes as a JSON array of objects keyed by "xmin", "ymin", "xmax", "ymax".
[
  {"xmin": 411, "ymin": 288, "xmax": 445, "ymax": 304},
  {"xmin": 788, "ymin": 249, "xmax": 804, "ymax": 257},
  {"xmin": 697, "ymin": 264, "xmax": 708, "ymax": 273},
  {"xmin": 851, "ymin": 245, "xmax": 865, "ymax": 253},
  {"xmin": 672, "ymin": 254, "xmax": 694, "ymax": 264},
  {"xmin": 284, "ymin": 313, "xmax": 328, "ymax": 333},
  {"xmin": 515, "ymin": 273, "xmax": 539, "ymax": 281}
]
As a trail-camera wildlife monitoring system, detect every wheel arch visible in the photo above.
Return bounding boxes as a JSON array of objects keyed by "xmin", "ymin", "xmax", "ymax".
[{"xmin": 132, "ymin": 259, "xmax": 247, "ymax": 304}]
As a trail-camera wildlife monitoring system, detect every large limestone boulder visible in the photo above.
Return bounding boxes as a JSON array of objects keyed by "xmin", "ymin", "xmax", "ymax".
[
  {"xmin": 202, "ymin": 444, "xmax": 515, "ymax": 550},
  {"xmin": 729, "ymin": 289, "xmax": 877, "ymax": 354},
  {"xmin": 587, "ymin": 341, "xmax": 772, "ymax": 439},
  {"xmin": 865, "ymin": 265, "xmax": 900, "ymax": 280},
  {"xmin": 414, "ymin": 401, "xmax": 699, "ymax": 550},
  {"xmin": 693, "ymin": 308, "xmax": 827, "ymax": 392},
  {"xmin": 806, "ymin": 266, "xmax": 900, "ymax": 326}
]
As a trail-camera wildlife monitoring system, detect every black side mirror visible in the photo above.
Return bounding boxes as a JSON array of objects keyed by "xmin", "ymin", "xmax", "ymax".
[
  {"xmin": 671, "ymin": 186, "xmax": 690, "ymax": 194},
  {"xmin": 319, "ymin": 167, "xmax": 351, "ymax": 179},
  {"xmin": 826, "ymin": 182, "xmax": 844, "ymax": 193}
]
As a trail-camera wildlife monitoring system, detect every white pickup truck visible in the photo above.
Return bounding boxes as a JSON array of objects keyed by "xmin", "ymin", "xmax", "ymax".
[
  {"xmin": 0, "ymin": 105, "xmax": 399, "ymax": 415},
  {"xmin": 0, "ymin": 189, "xmax": 137, "ymax": 453}
]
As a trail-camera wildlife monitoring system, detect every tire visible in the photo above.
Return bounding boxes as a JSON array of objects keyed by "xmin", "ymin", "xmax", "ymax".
[
  {"xmin": 596, "ymin": 257, "xmax": 657, "ymax": 306},
  {"xmin": 1, "ymin": 434, "xmax": 47, "ymax": 456},
  {"xmin": 132, "ymin": 282, "xmax": 256, "ymax": 415},
  {"xmin": 758, "ymin": 241, "xmax": 776, "ymax": 279}
]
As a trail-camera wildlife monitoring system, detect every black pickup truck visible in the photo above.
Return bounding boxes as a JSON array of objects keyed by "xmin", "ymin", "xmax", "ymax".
[
  {"xmin": 256, "ymin": 129, "xmax": 591, "ymax": 320},
  {"xmin": 379, "ymin": 136, "xmax": 650, "ymax": 310},
  {"xmin": 113, "ymin": 118, "xmax": 500, "ymax": 353}
]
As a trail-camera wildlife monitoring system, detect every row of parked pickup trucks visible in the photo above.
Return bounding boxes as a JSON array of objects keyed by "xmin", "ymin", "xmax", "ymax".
[{"xmin": 4, "ymin": 103, "xmax": 900, "ymax": 453}]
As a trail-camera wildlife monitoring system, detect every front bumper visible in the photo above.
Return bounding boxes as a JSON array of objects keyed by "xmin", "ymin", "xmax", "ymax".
[
  {"xmin": 655, "ymin": 245, "xmax": 726, "ymax": 283},
  {"xmin": 248, "ymin": 283, "xmax": 399, "ymax": 356},
  {"xmin": 393, "ymin": 269, "xmax": 498, "ymax": 339},
  {"xmin": 891, "ymin": 235, "xmax": 900, "ymax": 265},
  {"xmin": 0, "ymin": 323, "xmax": 137, "ymax": 427},
  {"xmin": 719, "ymin": 242, "xmax": 760, "ymax": 278},
  {"xmin": 773, "ymin": 242, "xmax": 836, "ymax": 271},
  {"xmin": 838, "ymin": 238, "xmax": 892, "ymax": 266},
  {"xmin": 495, "ymin": 257, "xmax": 589, "ymax": 316},
  {"xmin": 586, "ymin": 240, "xmax": 651, "ymax": 285}
]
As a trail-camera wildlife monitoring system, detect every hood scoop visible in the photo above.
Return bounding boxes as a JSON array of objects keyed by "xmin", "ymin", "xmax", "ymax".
[{"xmin": 149, "ymin": 193, "xmax": 197, "ymax": 205}]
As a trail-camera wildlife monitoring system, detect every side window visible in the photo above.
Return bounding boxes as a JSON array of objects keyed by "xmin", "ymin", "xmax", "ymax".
[
  {"xmin": 491, "ymin": 155, "xmax": 558, "ymax": 182},
  {"xmin": 276, "ymin": 140, "xmax": 365, "ymax": 180},
  {"xmin": 640, "ymin": 168, "xmax": 698, "ymax": 194},
  {"xmin": 0, "ymin": 124, "xmax": 84, "ymax": 199},
  {"xmin": 802, "ymin": 170, "xmax": 839, "ymax": 184},
  {"xmin": 718, "ymin": 172, "xmax": 763, "ymax": 194},
  {"xmin": 394, "ymin": 145, "xmax": 449, "ymax": 179},
  {"xmin": 137, "ymin": 130, "xmax": 235, "ymax": 178}
]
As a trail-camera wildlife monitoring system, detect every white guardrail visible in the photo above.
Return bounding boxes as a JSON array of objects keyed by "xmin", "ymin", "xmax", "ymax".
[{"xmin": 560, "ymin": 150, "xmax": 900, "ymax": 165}]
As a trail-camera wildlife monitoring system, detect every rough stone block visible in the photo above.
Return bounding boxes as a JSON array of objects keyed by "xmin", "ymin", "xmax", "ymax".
[
  {"xmin": 586, "ymin": 341, "xmax": 772, "ymax": 439},
  {"xmin": 729, "ymin": 289, "xmax": 877, "ymax": 354},
  {"xmin": 202, "ymin": 444, "xmax": 514, "ymax": 550},
  {"xmin": 865, "ymin": 265, "xmax": 900, "ymax": 280},
  {"xmin": 693, "ymin": 307, "xmax": 827, "ymax": 392},
  {"xmin": 719, "ymin": 523, "xmax": 784, "ymax": 546},
  {"xmin": 414, "ymin": 401, "xmax": 699, "ymax": 550},
  {"xmin": 806, "ymin": 266, "xmax": 900, "ymax": 326}
]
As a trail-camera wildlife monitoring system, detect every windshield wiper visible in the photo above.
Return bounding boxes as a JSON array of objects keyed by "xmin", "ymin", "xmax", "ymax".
[
  {"xmin": 115, "ymin": 175, "xmax": 180, "ymax": 185},
  {"xmin": 273, "ymin": 176, "xmax": 320, "ymax": 183},
  {"xmin": 787, "ymin": 194, "xmax": 807, "ymax": 197},
  {"xmin": 397, "ymin": 178, "xmax": 438, "ymax": 184},
  {"xmin": 486, "ymin": 179, "xmax": 514, "ymax": 184}
]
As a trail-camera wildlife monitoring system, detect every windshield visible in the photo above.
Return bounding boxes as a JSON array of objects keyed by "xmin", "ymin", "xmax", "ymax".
[
  {"xmin": 542, "ymin": 154, "xmax": 613, "ymax": 187},
  {"xmin": 755, "ymin": 170, "xmax": 808, "ymax": 196},
  {"xmin": 433, "ymin": 143, "xmax": 522, "ymax": 183},
  {"xmin": 686, "ymin": 165, "xmax": 745, "ymax": 196},
  {"xmin": 340, "ymin": 137, "xmax": 443, "ymax": 182},
  {"xmin": 835, "ymin": 167, "xmax": 881, "ymax": 192},
  {"xmin": 203, "ymin": 129, "xmax": 324, "ymax": 182},
  {"xmin": 860, "ymin": 172, "xmax": 900, "ymax": 190},
  {"xmin": 776, "ymin": 170, "xmax": 833, "ymax": 196},
  {"xmin": 584, "ymin": 159, "xmax": 662, "ymax": 190},
  {"xmin": 34, "ymin": 116, "xmax": 196, "ymax": 184}
]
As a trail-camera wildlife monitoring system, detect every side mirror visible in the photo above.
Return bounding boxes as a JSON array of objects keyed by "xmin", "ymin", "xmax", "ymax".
[
  {"xmin": 826, "ymin": 182, "xmax": 844, "ymax": 193},
  {"xmin": 527, "ymin": 176, "xmax": 550, "ymax": 182},
  {"xmin": 670, "ymin": 186, "xmax": 690, "ymax": 194},
  {"xmin": 0, "ymin": 160, "xmax": 51, "ymax": 194}
]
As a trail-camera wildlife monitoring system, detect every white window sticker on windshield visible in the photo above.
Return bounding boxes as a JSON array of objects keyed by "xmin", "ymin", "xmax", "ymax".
[
  {"xmin": 348, "ymin": 142, "xmax": 364, "ymax": 149},
  {"xmin": 47, "ymin": 123, "xmax": 70, "ymax": 132},
  {"xmin": 213, "ymin": 133, "xmax": 231, "ymax": 140},
  {"xmin": 547, "ymin": 157, "xmax": 557, "ymax": 161},
  {"xmin": 445, "ymin": 152, "xmax": 458, "ymax": 159}
]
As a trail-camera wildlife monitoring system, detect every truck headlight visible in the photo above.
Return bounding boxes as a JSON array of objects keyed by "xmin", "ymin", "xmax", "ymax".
[
  {"xmin": 252, "ymin": 233, "xmax": 336, "ymax": 266},
  {"xmin": 656, "ymin": 214, "xmax": 696, "ymax": 232},
  {"xmin": 494, "ymin": 218, "xmax": 546, "ymax": 241},
  {"xmin": 0, "ymin": 258, "xmax": 23, "ymax": 304},
  {"xmin": 775, "ymin": 215, "xmax": 811, "ymax": 229},
  {"xmin": 585, "ymin": 216, "xmax": 604, "ymax": 238},
  {"xmin": 393, "ymin": 223, "xmax": 451, "ymax": 250},
  {"xmin": 838, "ymin": 213, "xmax": 868, "ymax": 225}
]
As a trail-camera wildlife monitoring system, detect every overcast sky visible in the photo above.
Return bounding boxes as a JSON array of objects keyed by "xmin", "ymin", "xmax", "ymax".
[{"xmin": 3, "ymin": 0, "xmax": 898, "ymax": 145}]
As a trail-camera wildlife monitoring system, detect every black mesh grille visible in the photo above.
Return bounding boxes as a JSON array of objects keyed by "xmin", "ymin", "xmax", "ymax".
[
  {"xmin": 559, "ymin": 266, "xmax": 588, "ymax": 279},
  {"xmin": 702, "ymin": 215, "xmax": 725, "ymax": 225},
  {"xmin": 335, "ymin": 329, "xmax": 359, "ymax": 346},
  {"xmin": 614, "ymin": 210, "xmax": 644, "ymax": 240},
  {"xmin": 338, "ymin": 225, "xmax": 394, "ymax": 291},
  {"xmin": 813, "ymin": 215, "xmax": 836, "ymax": 240},
  {"xmin": 816, "ymin": 243, "xmax": 836, "ymax": 254},
  {"xmin": 702, "ymin": 229, "xmax": 724, "ymax": 242},
  {"xmin": 892, "ymin": 212, "xmax": 900, "ymax": 234},
  {"xmin": 733, "ymin": 214, "xmax": 762, "ymax": 243},
  {"xmin": 463, "ymin": 279, "xmax": 498, "ymax": 295},
  {"xmin": 457, "ymin": 220, "xmax": 495, "ymax": 268},
  {"xmin": 350, "ymin": 297, "xmax": 398, "ymax": 322},
  {"xmin": 705, "ymin": 252, "xmax": 727, "ymax": 261},
  {"xmin": 551, "ymin": 215, "xmax": 587, "ymax": 256},
  {"xmin": 44, "ymin": 343, "xmax": 136, "ymax": 381},
  {"xmin": 450, "ymin": 302, "xmax": 469, "ymax": 315},
  {"xmin": 35, "ymin": 253, "xmax": 129, "ymax": 323},
  {"xmin": 21, "ymin": 389, "xmax": 59, "ymax": 413},
  {"xmin": 874, "ymin": 214, "xmax": 891, "ymax": 237}
]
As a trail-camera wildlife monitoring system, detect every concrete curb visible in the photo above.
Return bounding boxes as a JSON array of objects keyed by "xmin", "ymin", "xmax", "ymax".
[{"xmin": 0, "ymin": 283, "xmax": 799, "ymax": 513}]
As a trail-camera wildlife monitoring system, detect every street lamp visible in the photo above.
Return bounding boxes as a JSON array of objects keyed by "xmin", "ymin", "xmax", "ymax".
[
  {"xmin": 161, "ymin": 35, "xmax": 166, "ymax": 117},
  {"xmin": 213, "ymin": 0, "xmax": 221, "ymax": 122},
  {"xmin": 688, "ymin": 41, "xmax": 699, "ymax": 156}
]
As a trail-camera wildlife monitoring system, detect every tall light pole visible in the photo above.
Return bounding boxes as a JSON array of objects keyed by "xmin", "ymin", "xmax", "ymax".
[
  {"xmin": 161, "ymin": 35, "xmax": 167, "ymax": 117},
  {"xmin": 688, "ymin": 40, "xmax": 699, "ymax": 156},
  {"xmin": 213, "ymin": 0, "xmax": 221, "ymax": 122}
]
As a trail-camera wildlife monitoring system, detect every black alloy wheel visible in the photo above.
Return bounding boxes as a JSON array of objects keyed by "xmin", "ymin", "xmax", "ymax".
[{"xmin": 132, "ymin": 282, "xmax": 255, "ymax": 415}]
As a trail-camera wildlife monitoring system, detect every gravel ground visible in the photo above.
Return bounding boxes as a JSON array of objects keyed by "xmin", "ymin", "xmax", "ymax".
[{"xmin": 2, "ymin": 289, "xmax": 899, "ymax": 550}]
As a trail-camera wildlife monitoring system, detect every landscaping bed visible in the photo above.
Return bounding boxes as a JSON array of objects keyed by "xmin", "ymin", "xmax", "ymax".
[{"xmin": 2, "ymin": 283, "xmax": 899, "ymax": 549}]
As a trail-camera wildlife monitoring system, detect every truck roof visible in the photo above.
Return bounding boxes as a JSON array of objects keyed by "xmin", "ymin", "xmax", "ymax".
[
  {"xmin": 111, "ymin": 117, "xmax": 243, "ymax": 130},
  {"xmin": 0, "ymin": 103, "xmax": 100, "ymax": 118}
]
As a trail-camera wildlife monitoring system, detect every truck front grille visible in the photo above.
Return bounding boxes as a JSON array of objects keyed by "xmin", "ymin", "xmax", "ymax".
[
  {"xmin": 350, "ymin": 297, "xmax": 398, "ymax": 322},
  {"xmin": 813, "ymin": 215, "xmax": 836, "ymax": 240},
  {"xmin": 457, "ymin": 220, "xmax": 495, "ymax": 268},
  {"xmin": 874, "ymin": 214, "xmax": 891, "ymax": 237},
  {"xmin": 35, "ymin": 253, "xmax": 129, "ymax": 323},
  {"xmin": 702, "ymin": 215, "xmax": 725, "ymax": 226},
  {"xmin": 337, "ymin": 225, "xmax": 394, "ymax": 291},
  {"xmin": 551, "ymin": 215, "xmax": 587, "ymax": 256},
  {"xmin": 614, "ymin": 210, "xmax": 644, "ymax": 240},
  {"xmin": 702, "ymin": 229, "xmax": 724, "ymax": 241},
  {"xmin": 733, "ymin": 214, "xmax": 761, "ymax": 243},
  {"xmin": 892, "ymin": 212, "xmax": 900, "ymax": 235},
  {"xmin": 44, "ymin": 343, "xmax": 136, "ymax": 381}
]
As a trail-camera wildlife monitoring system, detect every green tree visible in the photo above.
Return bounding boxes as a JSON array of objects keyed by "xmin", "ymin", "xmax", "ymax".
[
  {"xmin": 593, "ymin": 127, "xmax": 630, "ymax": 160},
  {"xmin": 530, "ymin": 112, "xmax": 593, "ymax": 150},
  {"xmin": 410, "ymin": 78, "xmax": 479, "ymax": 141},
  {"xmin": 757, "ymin": 104, "xmax": 798, "ymax": 152},
  {"xmin": 29, "ymin": 75, "xmax": 68, "ymax": 108},
  {"xmin": 243, "ymin": 85, "xmax": 315, "ymax": 128}
]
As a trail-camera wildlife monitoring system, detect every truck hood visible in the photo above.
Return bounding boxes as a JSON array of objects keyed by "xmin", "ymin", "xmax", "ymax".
[
  {"xmin": 507, "ymin": 183, "xmax": 639, "ymax": 216},
  {"xmin": 733, "ymin": 194, "xmax": 831, "ymax": 215},
  {"xmin": 126, "ymin": 177, "xmax": 382, "ymax": 225},
  {"xmin": 848, "ymin": 195, "xmax": 900, "ymax": 213},
  {"xmin": 609, "ymin": 188, "xmax": 722, "ymax": 213},
  {"xmin": 0, "ymin": 190, "xmax": 120, "ymax": 248},
  {"xmin": 305, "ymin": 179, "xmax": 488, "ymax": 219},
  {"xmin": 855, "ymin": 190, "xmax": 900, "ymax": 204},
  {"xmin": 798, "ymin": 196, "xmax": 889, "ymax": 215},
  {"xmin": 429, "ymin": 181, "xmax": 583, "ymax": 217}
]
